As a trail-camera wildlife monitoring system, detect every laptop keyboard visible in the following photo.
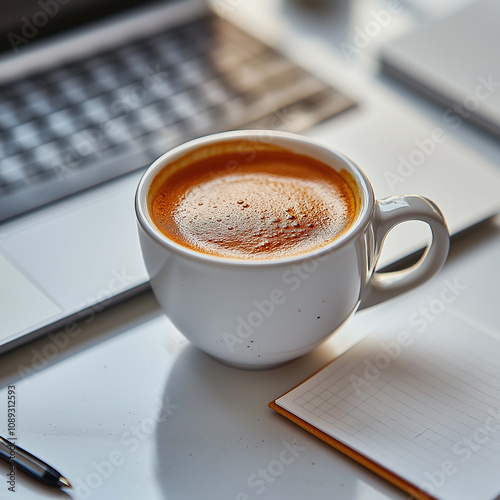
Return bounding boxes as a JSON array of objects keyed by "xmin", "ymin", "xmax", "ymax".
[{"xmin": 0, "ymin": 17, "xmax": 356, "ymax": 221}]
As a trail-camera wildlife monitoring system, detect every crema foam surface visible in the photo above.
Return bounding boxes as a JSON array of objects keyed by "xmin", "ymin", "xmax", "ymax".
[{"xmin": 151, "ymin": 150, "xmax": 357, "ymax": 259}]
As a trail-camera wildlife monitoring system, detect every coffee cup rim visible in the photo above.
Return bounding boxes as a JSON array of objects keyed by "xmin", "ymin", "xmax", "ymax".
[{"xmin": 135, "ymin": 130, "xmax": 375, "ymax": 267}]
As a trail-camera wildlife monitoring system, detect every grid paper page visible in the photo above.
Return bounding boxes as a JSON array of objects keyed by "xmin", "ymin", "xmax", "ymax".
[{"xmin": 277, "ymin": 310, "xmax": 500, "ymax": 500}]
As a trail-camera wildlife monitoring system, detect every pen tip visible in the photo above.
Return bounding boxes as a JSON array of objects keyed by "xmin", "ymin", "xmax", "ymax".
[{"xmin": 58, "ymin": 476, "xmax": 72, "ymax": 489}]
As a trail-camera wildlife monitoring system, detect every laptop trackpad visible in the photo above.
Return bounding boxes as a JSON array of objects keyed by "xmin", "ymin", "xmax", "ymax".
[
  {"xmin": 0, "ymin": 174, "xmax": 146, "ymax": 312},
  {"xmin": 0, "ymin": 254, "xmax": 61, "ymax": 342}
]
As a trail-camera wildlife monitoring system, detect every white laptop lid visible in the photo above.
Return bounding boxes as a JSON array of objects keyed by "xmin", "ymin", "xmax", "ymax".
[{"xmin": 380, "ymin": 0, "xmax": 500, "ymax": 139}]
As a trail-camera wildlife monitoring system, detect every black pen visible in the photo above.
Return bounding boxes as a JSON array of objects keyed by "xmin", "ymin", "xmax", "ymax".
[{"xmin": 0, "ymin": 436, "xmax": 71, "ymax": 489}]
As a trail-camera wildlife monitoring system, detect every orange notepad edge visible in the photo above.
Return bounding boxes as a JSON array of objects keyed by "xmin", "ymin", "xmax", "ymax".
[{"xmin": 269, "ymin": 373, "xmax": 437, "ymax": 500}]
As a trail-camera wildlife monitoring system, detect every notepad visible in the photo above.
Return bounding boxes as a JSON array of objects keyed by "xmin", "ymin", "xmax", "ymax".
[{"xmin": 270, "ymin": 309, "xmax": 500, "ymax": 500}]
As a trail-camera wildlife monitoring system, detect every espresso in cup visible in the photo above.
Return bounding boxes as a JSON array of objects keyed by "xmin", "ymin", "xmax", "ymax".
[{"xmin": 150, "ymin": 145, "xmax": 359, "ymax": 260}]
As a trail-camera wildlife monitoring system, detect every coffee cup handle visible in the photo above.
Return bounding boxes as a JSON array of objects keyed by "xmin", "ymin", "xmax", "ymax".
[{"xmin": 358, "ymin": 194, "xmax": 450, "ymax": 310}]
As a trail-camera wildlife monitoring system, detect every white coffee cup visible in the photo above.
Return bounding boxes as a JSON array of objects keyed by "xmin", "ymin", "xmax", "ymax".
[{"xmin": 135, "ymin": 130, "xmax": 449, "ymax": 369}]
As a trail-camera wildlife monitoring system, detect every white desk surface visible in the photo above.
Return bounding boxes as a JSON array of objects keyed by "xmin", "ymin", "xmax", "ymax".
[
  {"xmin": 2, "ymin": 0, "xmax": 500, "ymax": 499},
  {"xmin": 1, "ymin": 218, "xmax": 499, "ymax": 500}
]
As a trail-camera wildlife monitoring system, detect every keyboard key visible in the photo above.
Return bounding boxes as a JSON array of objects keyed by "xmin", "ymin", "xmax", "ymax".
[
  {"xmin": 14, "ymin": 78, "xmax": 40, "ymax": 96},
  {"xmin": 188, "ymin": 108, "xmax": 216, "ymax": 135},
  {"xmin": 55, "ymin": 77, "xmax": 91, "ymax": 103},
  {"xmin": 24, "ymin": 162, "xmax": 55, "ymax": 182},
  {"xmin": 199, "ymin": 78, "xmax": 233, "ymax": 105},
  {"xmin": 45, "ymin": 66, "xmax": 79, "ymax": 86},
  {"xmin": 0, "ymin": 176, "xmax": 26, "ymax": 193},
  {"xmin": 79, "ymin": 96, "xmax": 114, "ymax": 124},
  {"xmin": 113, "ymin": 83, "xmax": 155, "ymax": 112},
  {"xmin": 169, "ymin": 90, "xmax": 201, "ymax": 119},
  {"xmin": 134, "ymin": 104, "xmax": 170, "ymax": 132},
  {"xmin": 44, "ymin": 109, "xmax": 82, "ymax": 136},
  {"xmin": 147, "ymin": 77, "xmax": 175, "ymax": 101},
  {"xmin": 21, "ymin": 86, "xmax": 69, "ymax": 117},
  {"xmin": 31, "ymin": 142, "xmax": 63, "ymax": 164},
  {"xmin": 0, "ymin": 100, "xmax": 21, "ymax": 130},
  {"xmin": 22, "ymin": 95, "xmax": 55, "ymax": 118},
  {"xmin": 0, "ymin": 157, "xmax": 27, "ymax": 186},
  {"xmin": 9, "ymin": 122, "xmax": 42, "ymax": 149},
  {"xmin": 178, "ymin": 59, "xmax": 208, "ymax": 87}
]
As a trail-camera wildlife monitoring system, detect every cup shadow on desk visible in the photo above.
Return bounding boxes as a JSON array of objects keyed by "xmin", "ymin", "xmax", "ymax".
[{"xmin": 155, "ymin": 344, "xmax": 399, "ymax": 500}]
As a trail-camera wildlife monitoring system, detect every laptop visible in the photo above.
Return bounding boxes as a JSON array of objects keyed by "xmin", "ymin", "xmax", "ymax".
[
  {"xmin": 1, "ymin": 0, "xmax": 500, "ymax": 353},
  {"xmin": 380, "ymin": 0, "xmax": 500, "ymax": 140}
]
